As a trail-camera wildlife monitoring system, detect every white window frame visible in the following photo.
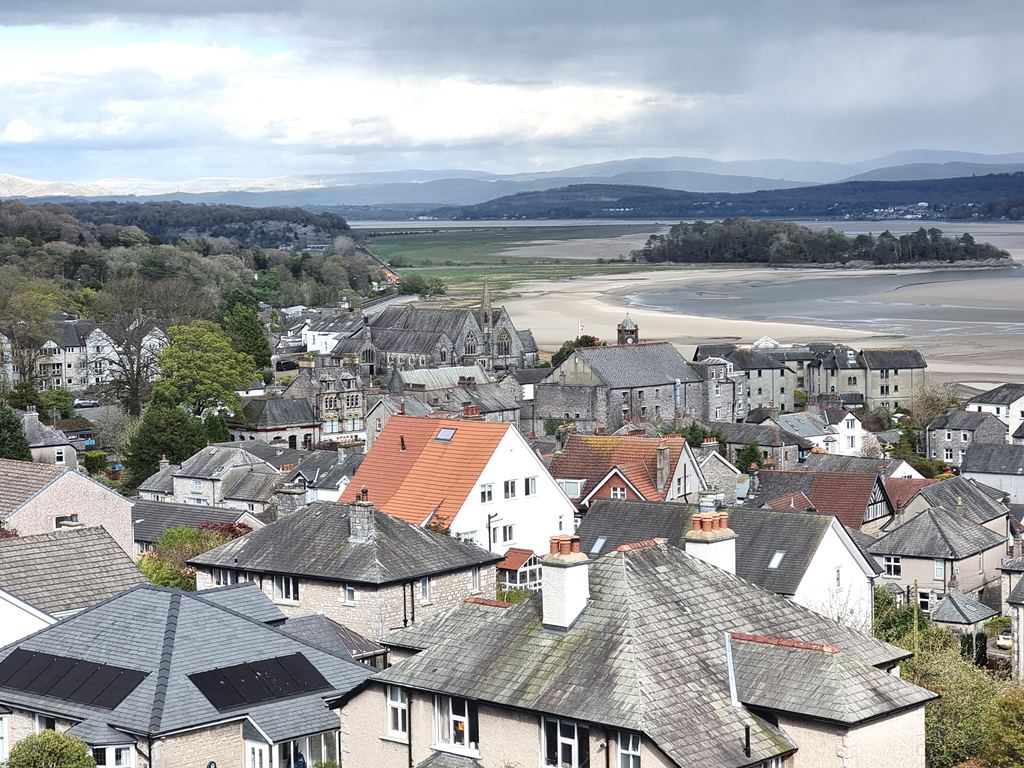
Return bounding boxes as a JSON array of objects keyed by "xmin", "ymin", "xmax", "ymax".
[
  {"xmin": 342, "ymin": 583, "xmax": 357, "ymax": 604},
  {"xmin": 558, "ymin": 480, "xmax": 582, "ymax": 498},
  {"xmin": 434, "ymin": 695, "xmax": 478, "ymax": 755},
  {"xmin": 468, "ymin": 567, "xmax": 481, "ymax": 593},
  {"xmin": 504, "ymin": 479, "xmax": 516, "ymax": 499},
  {"xmin": 92, "ymin": 746, "xmax": 135, "ymax": 767},
  {"xmin": 933, "ymin": 560, "xmax": 944, "ymax": 581},
  {"xmin": 618, "ymin": 731, "xmax": 641, "ymax": 768},
  {"xmin": 524, "ymin": 476, "xmax": 537, "ymax": 496},
  {"xmin": 610, "ymin": 485, "xmax": 627, "ymax": 500},
  {"xmin": 386, "ymin": 686, "xmax": 409, "ymax": 741},
  {"xmin": 191, "ymin": 479, "xmax": 204, "ymax": 494},
  {"xmin": 918, "ymin": 590, "xmax": 932, "ymax": 615},
  {"xmin": 419, "ymin": 576, "xmax": 432, "ymax": 604},
  {"xmin": 944, "ymin": 448, "xmax": 953, "ymax": 461},
  {"xmin": 542, "ymin": 717, "xmax": 589, "ymax": 768},
  {"xmin": 54, "ymin": 448, "xmax": 65, "ymax": 465},
  {"xmin": 273, "ymin": 575, "xmax": 300, "ymax": 604},
  {"xmin": 501, "ymin": 524, "xmax": 514, "ymax": 543},
  {"xmin": 883, "ymin": 555, "xmax": 901, "ymax": 577},
  {"xmin": 480, "ymin": 483, "xmax": 493, "ymax": 503},
  {"xmin": 211, "ymin": 568, "xmax": 236, "ymax": 587},
  {"xmin": 35, "ymin": 714, "xmax": 56, "ymax": 733}
]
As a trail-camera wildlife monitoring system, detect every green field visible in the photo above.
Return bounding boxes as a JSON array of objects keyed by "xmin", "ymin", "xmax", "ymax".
[{"xmin": 359, "ymin": 224, "xmax": 656, "ymax": 267}]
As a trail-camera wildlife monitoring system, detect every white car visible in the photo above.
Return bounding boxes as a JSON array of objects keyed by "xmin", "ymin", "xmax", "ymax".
[
  {"xmin": 997, "ymin": 629, "xmax": 1012, "ymax": 650},
  {"xmin": 74, "ymin": 398, "xmax": 101, "ymax": 408}
]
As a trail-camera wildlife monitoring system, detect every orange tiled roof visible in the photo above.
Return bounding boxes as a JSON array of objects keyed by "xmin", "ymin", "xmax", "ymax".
[
  {"xmin": 341, "ymin": 415, "xmax": 510, "ymax": 528},
  {"xmin": 548, "ymin": 434, "xmax": 686, "ymax": 506},
  {"xmin": 498, "ymin": 547, "xmax": 535, "ymax": 572}
]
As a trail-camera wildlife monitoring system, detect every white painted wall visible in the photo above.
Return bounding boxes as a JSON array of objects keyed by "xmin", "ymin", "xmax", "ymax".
[
  {"xmin": 793, "ymin": 519, "xmax": 875, "ymax": 632},
  {"xmin": 447, "ymin": 426, "xmax": 576, "ymax": 555},
  {"xmin": 836, "ymin": 414, "xmax": 866, "ymax": 456},
  {"xmin": 0, "ymin": 590, "xmax": 54, "ymax": 647},
  {"xmin": 962, "ymin": 470, "xmax": 1024, "ymax": 505}
]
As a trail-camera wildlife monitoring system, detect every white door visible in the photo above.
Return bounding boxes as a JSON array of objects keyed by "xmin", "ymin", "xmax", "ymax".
[{"xmin": 246, "ymin": 740, "xmax": 270, "ymax": 768}]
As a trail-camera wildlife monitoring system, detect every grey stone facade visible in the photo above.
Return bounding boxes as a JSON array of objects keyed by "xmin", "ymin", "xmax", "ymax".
[{"xmin": 927, "ymin": 410, "xmax": 1009, "ymax": 467}]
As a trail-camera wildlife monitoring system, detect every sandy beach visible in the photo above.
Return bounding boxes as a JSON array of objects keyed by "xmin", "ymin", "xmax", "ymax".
[{"xmin": 503, "ymin": 264, "xmax": 1024, "ymax": 389}]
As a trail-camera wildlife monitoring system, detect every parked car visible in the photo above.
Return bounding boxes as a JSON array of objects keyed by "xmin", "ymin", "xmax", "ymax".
[
  {"xmin": 997, "ymin": 629, "xmax": 1013, "ymax": 650},
  {"xmin": 74, "ymin": 398, "xmax": 101, "ymax": 408}
]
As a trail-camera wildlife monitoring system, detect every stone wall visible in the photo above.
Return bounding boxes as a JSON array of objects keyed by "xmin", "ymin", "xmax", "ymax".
[
  {"xmin": 153, "ymin": 721, "xmax": 243, "ymax": 768},
  {"xmin": 927, "ymin": 418, "xmax": 1007, "ymax": 467}
]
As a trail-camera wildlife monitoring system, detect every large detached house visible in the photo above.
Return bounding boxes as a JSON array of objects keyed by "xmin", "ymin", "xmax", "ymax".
[
  {"xmin": 0, "ymin": 458, "xmax": 133, "ymax": 555},
  {"xmin": 967, "ymin": 382, "xmax": 1024, "ymax": 441},
  {"xmin": 0, "ymin": 583, "xmax": 373, "ymax": 767},
  {"xmin": 925, "ymin": 409, "xmax": 1007, "ymax": 467},
  {"xmin": 344, "ymin": 534, "xmax": 934, "ymax": 768},
  {"xmin": 190, "ymin": 499, "xmax": 502, "ymax": 640},
  {"xmin": 342, "ymin": 415, "xmax": 575, "ymax": 554}
]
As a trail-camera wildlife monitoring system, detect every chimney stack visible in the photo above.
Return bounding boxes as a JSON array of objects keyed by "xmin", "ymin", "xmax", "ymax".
[
  {"xmin": 656, "ymin": 444, "xmax": 669, "ymax": 492},
  {"xmin": 684, "ymin": 504, "xmax": 737, "ymax": 574},
  {"xmin": 700, "ymin": 436, "xmax": 720, "ymax": 459},
  {"xmin": 462, "ymin": 404, "xmax": 483, "ymax": 420},
  {"xmin": 159, "ymin": 454, "xmax": 170, "ymax": 470},
  {"xmin": 349, "ymin": 487, "xmax": 375, "ymax": 542},
  {"xmin": 542, "ymin": 534, "xmax": 590, "ymax": 630}
]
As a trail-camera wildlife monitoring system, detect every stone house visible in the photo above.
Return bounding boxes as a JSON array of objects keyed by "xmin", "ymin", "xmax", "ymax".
[
  {"xmin": 691, "ymin": 356, "xmax": 749, "ymax": 422},
  {"xmin": 16, "ymin": 407, "xmax": 77, "ymax": 469},
  {"xmin": 967, "ymin": 382, "xmax": 1024, "ymax": 443},
  {"xmin": 805, "ymin": 344, "xmax": 868, "ymax": 406},
  {"xmin": 867, "ymin": 506, "xmax": 1006, "ymax": 615},
  {"xmin": 0, "ymin": 582, "xmax": 372, "ymax": 767},
  {"xmin": 532, "ymin": 342, "xmax": 704, "ymax": 435},
  {"xmin": 695, "ymin": 347, "xmax": 797, "ymax": 412},
  {"xmin": 341, "ymin": 415, "xmax": 576, "ymax": 555},
  {"xmin": 191, "ymin": 499, "xmax": 502, "ymax": 641},
  {"xmin": 0, "ymin": 458, "xmax": 133, "ymax": 555},
  {"xmin": 284, "ymin": 362, "xmax": 367, "ymax": 444},
  {"xmin": 703, "ymin": 420, "xmax": 812, "ymax": 470},
  {"xmin": 388, "ymin": 364, "xmax": 520, "ymax": 424},
  {"xmin": 859, "ymin": 349, "xmax": 928, "ymax": 412},
  {"xmin": 341, "ymin": 534, "xmax": 934, "ymax": 768},
  {"xmin": 0, "ymin": 527, "xmax": 146, "ymax": 647},
  {"xmin": 926, "ymin": 409, "xmax": 1008, "ymax": 467},
  {"xmin": 229, "ymin": 396, "xmax": 321, "ymax": 449}
]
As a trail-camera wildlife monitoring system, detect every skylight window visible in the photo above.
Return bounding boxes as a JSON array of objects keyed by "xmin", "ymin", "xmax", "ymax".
[
  {"xmin": 435, "ymin": 427, "xmax": 457, "ymax": 442},
  {"xmin": 767, "ymin": 551, "xmax": 785, "ymax": 570},
  {"xmin": 590, "ymin": 536, "xmax": 607, "ymax": 555}
]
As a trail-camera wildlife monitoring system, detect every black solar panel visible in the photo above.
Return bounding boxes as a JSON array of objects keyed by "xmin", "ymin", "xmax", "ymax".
[
  {"xmin": 0, "ymin": 650, "xmax": 147, "ymax": 710},
  {"xmin": 189, "ymin": 653, "xmax": 332, "ymax": 711}
]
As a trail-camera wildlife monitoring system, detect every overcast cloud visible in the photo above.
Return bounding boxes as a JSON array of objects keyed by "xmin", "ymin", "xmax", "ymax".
[{"xmin": 1, "ymin": 1, "xmax": 1022, "ymax": 181}]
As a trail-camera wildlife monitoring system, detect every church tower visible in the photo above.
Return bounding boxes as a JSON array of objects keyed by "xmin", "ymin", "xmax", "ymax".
[
  {"xmin": 480, "ymin": 279, "xmax": 494, "ymax": 340},
  {"xmin": 617, "ymin": 313, "xmax": 639, "ymax": 345}
]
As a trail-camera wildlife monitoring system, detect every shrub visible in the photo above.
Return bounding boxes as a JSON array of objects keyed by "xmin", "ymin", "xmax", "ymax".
[
  {"xmin": 7, "ymin": 729, "xmax": 96, "ymax": 768},
  {"xmin": 83, "ymin": 450, "xmax": 108, "ymax": 475}
]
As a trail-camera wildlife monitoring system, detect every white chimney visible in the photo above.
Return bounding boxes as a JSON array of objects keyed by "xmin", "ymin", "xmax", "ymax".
[
  {"xmin": 684, "ymin": 508, "xmax": 737, "ymax": 575},
  {"xmin": 655, "ymin": 444, "xmax": 669, "ymax": 492},
  {"xmin": 542, "ymin": 535, "xmax": 590, "ymax": 630}
]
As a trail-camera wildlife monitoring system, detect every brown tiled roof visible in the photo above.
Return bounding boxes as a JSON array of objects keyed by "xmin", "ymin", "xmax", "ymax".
[
  {"xmin": 497, "ymin": 547, "xmax": 535, "ymax": 572},
  {"xmin": 755, "ymin": 470, "xmax": 886, "ymax": 528},
  {"xmin": 884, "ymin": 477, "xmax": 939, "ymax": 508},
  {"xmin": 548, "ymin": 434, "xmax": 686, "ymax": 505},
  {"xmin": 0, "ymin": 459, "xmax": 64, "ymax": 518},
  {"xmin": 341, "ymin": 416, "xmax": 509, "ymax": 527}
]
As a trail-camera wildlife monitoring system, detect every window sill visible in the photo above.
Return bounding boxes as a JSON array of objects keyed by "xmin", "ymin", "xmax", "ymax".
[
  {"xmin": 432, "ymin": 745, "xmax": 480, "ymax": 759},
  {"xmin": 273, "ymin": 599, "xmax": 300, "ymax": 606},
  {"xmin": 380, "ymin": 735, "xmax": 409, "ymax": 746}
]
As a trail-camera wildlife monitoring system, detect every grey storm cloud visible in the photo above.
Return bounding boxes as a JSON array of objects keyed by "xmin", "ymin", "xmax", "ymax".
[{"xmin": 1, "ymin": 0, "xmax": 1023, "ymax": 180}]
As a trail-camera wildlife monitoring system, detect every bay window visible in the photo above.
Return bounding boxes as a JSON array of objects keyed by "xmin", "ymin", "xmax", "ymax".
[
  {"xmin": 435, "ymin": 696, "xmax": 479, "ymax": 754},
  {"xmin": 543, "ymin": 718, "xmax": 589, "ymax": 768}
]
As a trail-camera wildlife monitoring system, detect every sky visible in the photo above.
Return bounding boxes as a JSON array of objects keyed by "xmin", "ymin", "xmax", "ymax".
[{"xmin": 1, "ymin": 1, "xmax": 1023, "ymax": 182}]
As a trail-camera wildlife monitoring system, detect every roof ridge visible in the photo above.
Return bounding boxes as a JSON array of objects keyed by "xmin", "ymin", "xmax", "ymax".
[
  {"xmin": 730, "ymin": 632, "xmax": 840, "ymax": 654},
  {"xmin": 149, "ymin": 592, "xmax": 181, "ymax": 732}
]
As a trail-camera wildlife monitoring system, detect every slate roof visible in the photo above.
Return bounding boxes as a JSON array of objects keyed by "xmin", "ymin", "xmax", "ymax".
[
  {"xmin": 0, "ymin": 528, "xmax": 145, "ymax": 615},
  {"xmin": 193, "ymin": 582, "xmax": 287, "ymax": 625},
  {"xmin": 131, "ymin": 499, "xmax": 256, "ymax": 545},
  {"xmin": 547, "ymin": 434, "xmax": 695, "ymax": 505},
  {"xmin": 220, "ymin": 466, "xmax": 280, "ymax": 502},
  {"xmin": 377, "ymin": 543, "xmax": 920, "ymax": 768},
  {"xmin": 517, "ymin": 329, "xmax": 538, "ymax": 354},
  {"xmin": 570, "ymin": 342, "xmax": 701, "ymax": 387},
  {"xmin": 16, "ymin": 411, "xmax": 73, "ymax": 448},
  {"xmin": 416, "ymin": 751, "xmax": 482, "ymax": 768},
  {"xmin": 729, "ymin": 634, "xmax": 934, "ymax": 726},
  {"xmin": 867, "ymin": 508, "xmax": 1006, "ymax": 559},
  {"xmin": 749, "ymin": 471, "xmax": 888, "ymax": 529},
  {"xmin": 369, "ymin": 305, "xmax": 471, "ymax": 343},
  {"xmin": 432, "ymin": 384, "xmax": 519, "ymax": 415},
  {"xmin": 811, "ymin": 346, "xmax": 864, "ymax": 371},
  {"xmin": 575, "ymin": 500, "xmax": 841, "ymax": 597},
  {"xmin": 340, "ymin": 416, "xmax": 511, "ymax": 527},
  {"xmin": 914, "ymin": 476, "xmax": 1008, "ymax": 525},
  {"xmin": 720, "ymin": 348, "xmax": 791, "ymax": 373},
  {"xmin": 366, "ymin": 327, "xmax": 452, "ymax": 354},
  {"xmin": 800, "ymin": 453, "xmax": 905, "ymax": 477},
  {"xmin": 287, "ymin": 450, "xmax": 363, "ymax": 490},
  {"xmin": 0, "ymin": 585, "xmax": 373, "ymax": 743},
  {"xmin": 136, "ymin": 463, "xmax": 176, "ymax": 495},
  {"xmin": 233, "ymin": 397, "xmax": 317, "ymax": 428},
  {"xmin": 365, "ymin": 394, "xmax": 435, "ymax": 419},
  {"xmin": 190, "ymin": 501, "xmax": 501, "ymax": 586},
  {"xmin": 1015, "ymin": 423, "xmax": 1024, "ymax": 440},
  {"xmin": 859, "ymin": 349, "xmax": 927, "ymax": 370},
  {"xmin": 380, "ymin": 600, "xmax": 514, "ymax": 652},
  {"xmin": 930, "ymin": 592, "xmax": 998, "ymax": 625},
  {"xmin": 703, "ymin": 421, "xmax": 813, "ymax": 450},
  {"xmin": 967, "ymin": 383, "xmax": 1024, "ymax": 406},
  {"xmin": 1008, "ymin": 575, "xmax": 1024, "ymax": 606},
  {"xmin": 0, "ymin": 459, "xmax": 64, "ymax": 517},
  {"xmin": 213, "ymin": 440, "xmax": 309, "ymax": 470},
  {"xmin": 928, "ymin": 409, "xmax": 1007, "ymax": 434},
  {"xmin": 771, "ymin": 413, "xmax": 835, "ymax": 439},
  {"xmin": 173, "ymin": 446, "xmax": 268, "ymax": 480},
  {"xmin": 281, "ymin": 615, "xmax": 384, "ymax": 661},
  {"xmin": 396, "ymin": 365, "xmax": 490, "ymax": 390},
  {"xmin": 961, "ymin": 444, "xmax": 1024, "ymax": 475},
  {"xmin": 510, "ymin": 367, "xmax": 550, "ymax": 385},
  {"xmin": 845, "ymin": 529, "xmax": 884, "ymax": 575}
]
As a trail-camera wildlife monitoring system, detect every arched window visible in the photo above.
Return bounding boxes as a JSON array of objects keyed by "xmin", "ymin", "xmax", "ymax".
[
  {"xmin": 361, "ymin": 348, "xmax": 374, "ymax": 364},
  {"xmin": 440, "ymin": 348, "xmax": 447, "ymax": 363},
  {"xmin": 780, "ymin": 386, "xmax": 785, "ymax": 394},
  {"xmin": 496, "ymin": 330, "xmax": 512, "ymax": 357},
  {"xmin": 465, "ymin": 333, "xmax": 477, "ymax": 355}
]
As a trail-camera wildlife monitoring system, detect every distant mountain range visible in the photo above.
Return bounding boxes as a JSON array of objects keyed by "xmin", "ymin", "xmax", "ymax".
[{"xmin": 6, "ymin": 149, "xmax": 1024, "ymax": 212}]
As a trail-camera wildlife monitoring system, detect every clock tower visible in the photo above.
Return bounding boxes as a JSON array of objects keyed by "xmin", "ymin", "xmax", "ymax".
[{"xmin": 617, "ymin": 313, "xmax": 639, "ymax": 345}]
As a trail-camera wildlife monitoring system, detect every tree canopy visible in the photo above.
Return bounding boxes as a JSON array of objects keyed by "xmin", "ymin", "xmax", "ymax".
[
  {"xmin": 551, "ymin": 334, "xmax": 604, "ymax": 368},
  {"xmin": 7, "ymin": 729, "xmax": 96, "ymax": 768},
  {"xmin": 124, "ymin": 406, "xmax": 206, "ymax": 489},
  {"xmin": 0, "ymin": 403, "xmax": 31, "ymax": 460},
  {"xmin": 222, "ymin": 304, "xmax": 272, "ymax": 370},
  {"xmin": 139, "ymin": 524, "xmax": 250, "ymax": 591}
]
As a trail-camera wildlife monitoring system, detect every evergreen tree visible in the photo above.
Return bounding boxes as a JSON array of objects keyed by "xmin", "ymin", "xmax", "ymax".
[
  {"xmin": 40, "ymin": 387, "xmax": 76, "ymax": 421},
  {"xmin": 222, "ymin": 304, "xmax": 272, "ymax": 369},
  {"xmin": 0, "ymin": 404, "xmax": 32, "ymax": 460},
  {"xmin": 202, "ymin": 412, "xmax": 231, "ymax": 444},
  {"xmin": 736, "ymin": 441, "xmax": 764, "ymax": 471},
  {"xmin": 125, "ymin": 406, "xmax": 205, "ymax": 489}
]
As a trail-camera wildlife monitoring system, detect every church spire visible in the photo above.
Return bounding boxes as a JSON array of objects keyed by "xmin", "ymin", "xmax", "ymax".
[{"xmin": 481, "ymin": 279, "xmax": 493, "ymax": 333}]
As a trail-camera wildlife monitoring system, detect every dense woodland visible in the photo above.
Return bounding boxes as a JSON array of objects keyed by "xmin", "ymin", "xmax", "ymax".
[
  {"xmin": 436, "ymin": 174, "xmax": 1024, "ymax": 220},
  {"xmin": 633, "ymin": 219, "xmax": 1011, "ymax": 266},
  {"xmin": 0, "ymin": 199, "xmax": 387, "ymax": 311}
]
